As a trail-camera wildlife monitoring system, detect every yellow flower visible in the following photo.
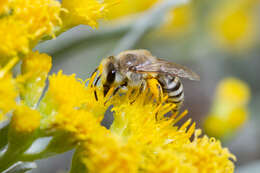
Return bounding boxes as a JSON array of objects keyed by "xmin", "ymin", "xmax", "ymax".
[
  {"xmin": 10, "ymin": 105, "xmax": 41, "ymax": 133},
  {"xmin": 161, "ymin": 4, "xmax": 193, "ymax": 35},
  {"xmin": 217, "ymin": 77, "xmax": 250, "ymax": 106},
  {"xmin": 144, "ymin": 130, "xmax": 235, "ymax": 173},
  {"xmin": 0, "ymin": 0, "xmax": 10, "ymax": 15},
  {"xmin": 17, "ymin": 51, "xmax": 52, "ymax": 107},
  {"xmin": 0, "ymin": 63, "xmax": 235, "ymax": 173},
  {"xmin": 13, "ymin": 0, "xmax": 62, "ymax": 40},
  {"xmin": 210, "ymin": 0, "xmax": 257, "ymax": 50},
  {"xmin": 61, "ymin": 0, "xmax": 119, "ymax": 28},
  {"xmin": 0, "ymin": 0, "xmax": 62, "ymax": 58},
  {"xmin": 227, "ymin": 106, "xmax": 248, "ymax": 129},
  {"xmin": 41, "ymin": 71, "xmax": 88, "ymax": 111},
  {"xmin": 0, "ymin": 73, "xmax": 17, "ymax": 121},
  {"xmin": 107, "ymin": 0, "xmax": 159, "ymax": 19},
  {"xmin": 64, "ymin": 69, "xmax": 235, "ymax": 173},
  {"xmin": 0, "ymin": 18, "xmax": 29, "ymax": 58},
  {"xmin": 204, "ymin": 77, "xmax": 250, "ymax": 139},
  {"xmin": 73, "ymin": 132, "xmax": 140, "ymax": 173}
]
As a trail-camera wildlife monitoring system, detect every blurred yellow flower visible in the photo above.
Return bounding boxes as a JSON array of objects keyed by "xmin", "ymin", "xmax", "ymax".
[
  {"xmin": 161, "ymin": 4, "xmax": 193, "ymax": 35},
  {"xmin": 107, "ymin": 0, "xmax": 159, "ymax": 19},
  {"xmin": 204, "ymin": 77, "xmax": 250, "ymax": 139},
  {"xmin": 0, "ymin": 0, "xmax": 10, "ymax": 15},
  {"xmin": 217, "ymin": 77, "xmax": 250, "ymax": 106},
  {"xmin": 210, "ymin": 0, "xmax": 258, "ymax": 50},
  {"xmin": 61, "ymin": 0, "xmax": 119, "ymax": 28}
]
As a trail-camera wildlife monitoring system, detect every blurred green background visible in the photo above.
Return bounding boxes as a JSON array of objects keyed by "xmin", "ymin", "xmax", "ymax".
[{"xmin": 32, "ymin": 0, "xmax": 260, "ymax": 172}]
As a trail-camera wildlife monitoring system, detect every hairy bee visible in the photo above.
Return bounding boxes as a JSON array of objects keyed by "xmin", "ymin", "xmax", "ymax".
[{"xmin": 94, "ymin": 49, "xmax": 199, "ymax": 111}]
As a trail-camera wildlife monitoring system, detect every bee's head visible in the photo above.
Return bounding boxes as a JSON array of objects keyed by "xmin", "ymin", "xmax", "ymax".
[{"xmin": 101, "ymin": 56, "xmax": 118, "ymax": 96}]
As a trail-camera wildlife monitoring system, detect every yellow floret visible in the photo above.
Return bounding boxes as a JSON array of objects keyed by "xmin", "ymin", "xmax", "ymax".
[
  {"xmin": 13, "ymin": 0, "xmax": 62, "ymax": 40},
  {"xmin": 0, "ymin": 18, "xmax": 29, "ymax": 58},
  {"xmin": 0, "ymin": 73, "xmax": 17, "ymax": 121},
  {"xmin": 61, "ymin": 0, "xmax": 119, "ymax": 28},
  {"xmin": 11, "ymin": 105, "xmax": 41, "ymax": 133}
]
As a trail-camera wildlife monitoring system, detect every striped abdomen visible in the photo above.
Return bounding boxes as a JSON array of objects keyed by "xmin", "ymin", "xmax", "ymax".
[{"xmin": 158, "ymin": 75, "xmax": 184, "ymax": 110}]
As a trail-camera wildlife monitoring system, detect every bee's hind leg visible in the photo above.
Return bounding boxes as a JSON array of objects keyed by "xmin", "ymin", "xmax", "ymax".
[
  {"xmin": 147, "ymin": 78, "xmax": 163, "ymax": 103},
  {"xmin": 130, "ymin": 82, "xmax": 145, "ymax": 104}
]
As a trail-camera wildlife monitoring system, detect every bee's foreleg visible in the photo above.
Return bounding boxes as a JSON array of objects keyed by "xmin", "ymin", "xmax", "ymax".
[
  {"xmin": 104, "ymin": 82, "xmax": 127, "ymax": 105},
  {"xmin": 93, "ymin": 75, "xmax": 101, "ymax": 101}
]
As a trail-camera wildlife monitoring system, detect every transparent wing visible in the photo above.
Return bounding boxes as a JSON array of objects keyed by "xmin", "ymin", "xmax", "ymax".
[{"xmin": 134, "ymin": 59, "xmax": 200, "ymax": 81}]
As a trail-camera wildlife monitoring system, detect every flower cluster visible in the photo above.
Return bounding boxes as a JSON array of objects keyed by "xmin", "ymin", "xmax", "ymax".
[
  {"xmin": 204, "ymin": 77, "xmax": 250, "ymax": 140},
  {"xmin": 0, "ymin": 0, "xmax": 116, "ymax": 61},
  {"xmin": 0, "ymin": 0, "xmax": 236, "ymax": 173}
]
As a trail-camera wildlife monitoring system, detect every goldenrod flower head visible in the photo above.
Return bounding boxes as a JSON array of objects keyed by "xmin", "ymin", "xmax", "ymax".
[
  {"xmin": 64, "ymin": 71, "xmax": 236, "ymax": 173},
  {"xmin": 74, "ymin": 132, "xmax": 139, "ymax": 173},
  {"xmin": 0, "ymin": 73, "xmax": 17, "ymax": 121},
  {"xmin": 46, "ymin": 108, "xmax": 104, "ymax": 141},
  {"xmin": 210, "ymin": 0, "xmax": 257, "ymax": 50},
  {"xmin": 143, "ymin": 130, "xmax": 235, "ymax": 173},
  {"xmin": 10, "ymin": 105, "xmax": 41, "ymax": 133},
  {"xmin": 13, "ymin": 0, "xmax": 62, "ymax": 40},
  {"xmin": 21, "ymin": 51, "xmax": 52, "ymax": 75},
  {"xmin": 44, "ymin": 71, "xmax": 87, "ymax": 110},
  {"xmin": 0, "ymin": 18, "xmax": 29, "ymax": 58},
  {"xmin": 217, "ymin": 77, "xmax": 250, "ymax": 106},
  {"xmin": 61, "ymin": 0, "xmax": 119, "ymax": 28}
]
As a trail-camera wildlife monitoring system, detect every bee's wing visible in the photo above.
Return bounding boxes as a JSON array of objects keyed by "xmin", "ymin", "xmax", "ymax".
[{"xmin": 135, "ymin": 59, "xmax": 200, "ymax": 81}]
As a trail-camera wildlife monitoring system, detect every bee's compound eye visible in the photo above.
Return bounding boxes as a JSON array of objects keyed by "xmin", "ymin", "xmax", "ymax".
[{"xmin": 107, "ymin": 63, "xmax": 116, "ymax": 84}]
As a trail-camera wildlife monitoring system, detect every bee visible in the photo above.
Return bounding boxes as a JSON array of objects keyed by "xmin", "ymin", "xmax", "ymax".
[{"xmin": 93, "ymin": 49, "xmax": 199, "ymax": 111}]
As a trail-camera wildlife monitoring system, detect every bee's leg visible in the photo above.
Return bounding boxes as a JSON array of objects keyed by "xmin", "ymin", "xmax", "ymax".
[
  {"xmin": 130, "ymin": 82, "xmax": 144, "ymax": 104},
  {"xmin": 90, "ymin": 67, "xmax": 98, "ymax": 81},
  {"xmin": 147, "ymin": 78, "xmax": 163, "ymax": 103},
  {"xmin": 90, "ymin": 67, "xmax": 100, "ymax": 101},
  {"xmin": 93, "ymin": 75, "xmax": 101, "ymax": 101},
  {"xmin": 104, "ymin": 82, "xmax": 127, "ymax": 105}
]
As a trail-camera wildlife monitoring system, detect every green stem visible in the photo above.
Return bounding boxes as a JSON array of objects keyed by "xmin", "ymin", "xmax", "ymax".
[
  {"xmin": 0, "ymin": 124, "xmax": 9, "ymax": 151},
  {"xmin": 0, "ymin": 147, "xmax": 19, "ymax": 172}
]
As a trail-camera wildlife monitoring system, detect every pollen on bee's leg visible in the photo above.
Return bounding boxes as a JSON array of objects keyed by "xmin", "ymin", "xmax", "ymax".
[
  {"xmin": 147, "ymin": 78, "xmax": 163, "ymax": 104},
  {"xmin": 104, "ymin": 86, "xmax": 115, "ymax": 105}
]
